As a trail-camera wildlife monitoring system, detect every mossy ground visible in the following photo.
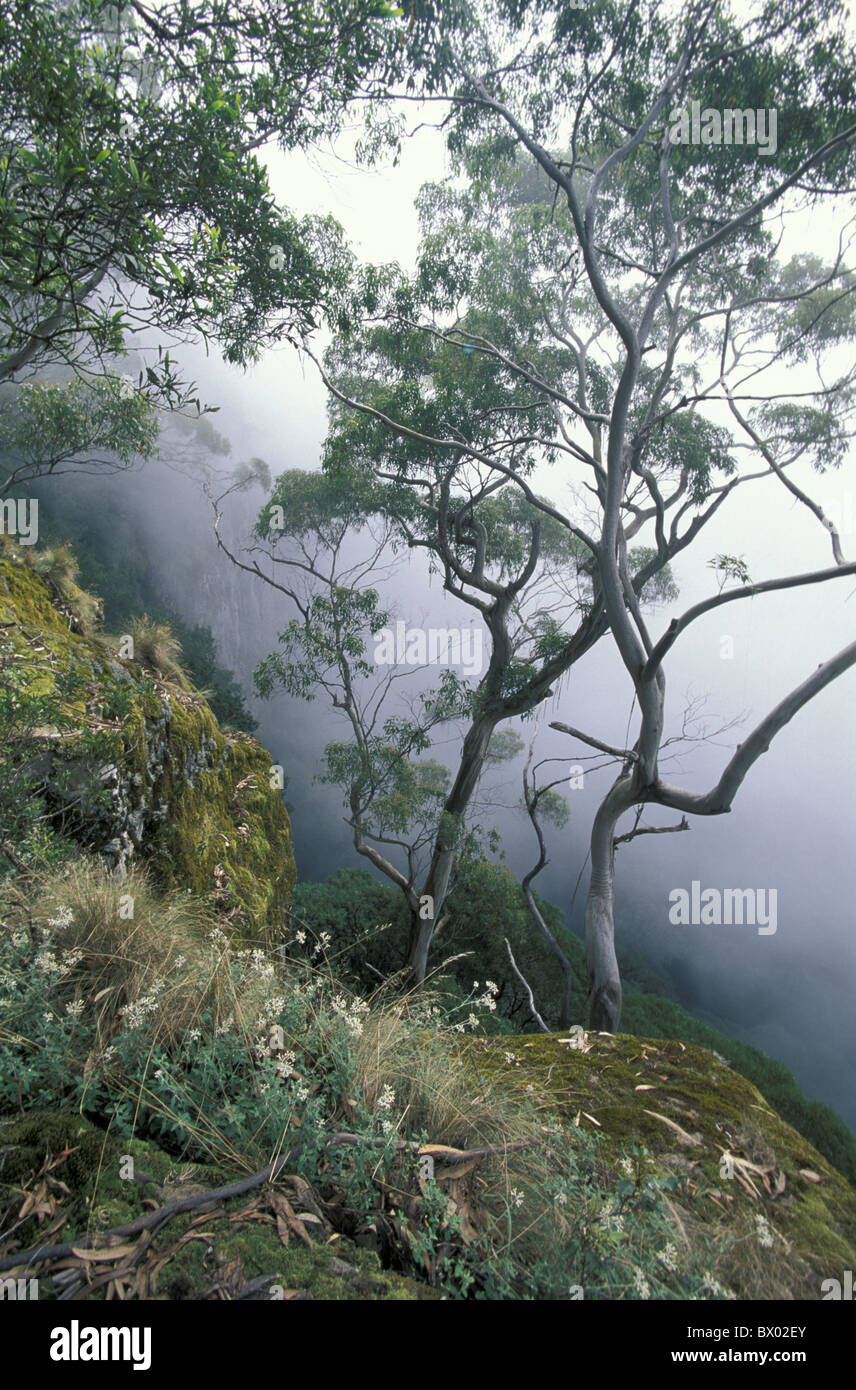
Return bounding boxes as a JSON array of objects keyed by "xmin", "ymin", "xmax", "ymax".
[{"xmin": 463, "ymin": 1031, "xmax": 856, "ymax": 1298}]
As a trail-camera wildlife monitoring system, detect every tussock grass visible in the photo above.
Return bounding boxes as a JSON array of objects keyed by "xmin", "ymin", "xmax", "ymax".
[
  {"xmin": 351, "ymin": 991, "xmax": 546, "ymax": 1157},
  {"xmin": 9, "ymin": 858, "xmax": 269, "ymax": 1051},
  {"xmin": 31, "ymin": 541, "xmax": 80, "ymax": 590},
  {"xmin": 126, "ymin": 614, "xmax": 188, "ymax": 684}
]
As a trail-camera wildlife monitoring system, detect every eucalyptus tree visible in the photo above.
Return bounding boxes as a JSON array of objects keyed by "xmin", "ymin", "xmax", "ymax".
[
  {"xmin": 207, "ymin": 464, "xmax": 486, "ymax": 958},
  {"xmin": 208, "ymin": 451, "xmax": 650, "ymax": 979},
  {"xmin": 302, "ymin": 0, "xmax": 856, "ymax": 1022},
  {"xmin": 0, "ymin": 0, "xmax": 415, "ymax": 492}
]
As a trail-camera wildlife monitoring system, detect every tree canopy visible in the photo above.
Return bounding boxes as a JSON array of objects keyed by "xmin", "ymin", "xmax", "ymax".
[{"xmin": 0, "ymin": 0, "xmax": 415, "ymax": 491}]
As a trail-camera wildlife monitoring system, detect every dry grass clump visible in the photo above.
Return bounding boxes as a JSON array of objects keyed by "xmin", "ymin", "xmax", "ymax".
[
  {"xmin": 125, "ymin": 614, "xmax": 188, "ymax": 685},
  {"xmin": 351, "ymin": 995, "xmax": 541, "ymax": 1153},
  {"xmin": 8, "ymin": 857, "xmax": 270, "ymax": 1051},
  {"xmin": 30, "ymin": 542, "xmax": 80, "ymax": 591},
  {"xmin": 340, "ymin": 989, "xmax": 560, "ymax": 1264}
]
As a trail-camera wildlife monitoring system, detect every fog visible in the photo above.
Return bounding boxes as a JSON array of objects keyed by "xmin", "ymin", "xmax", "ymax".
[{"xmin": 36, "ymin": 118, "xmax": 856, "ymax": 1137}]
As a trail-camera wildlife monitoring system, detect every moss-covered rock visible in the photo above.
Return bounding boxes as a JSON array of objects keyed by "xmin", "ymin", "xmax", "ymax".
[
  {"xmin": 0, "ymin": 551, "xmax": 295, "ymax": 945},
  {"xmin": 464, "ymin": 1030, "xmax": 856, "ymax": 1298}
]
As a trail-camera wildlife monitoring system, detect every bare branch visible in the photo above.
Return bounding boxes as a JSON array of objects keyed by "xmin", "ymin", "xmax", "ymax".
[
  {"xmin": 505, "ymin": 938, "xmax": 549, "ymax": 1033},
  {"xmin": 614, "ymin": 816, "xmax": 689, "ymax": 848},
  {"xmin": 549, "ymin": 721, "xmax": 637, "ymax": 763},
  {"xmin": 651, "ymin": 637, "xmax": 856, "ymax": 816}
]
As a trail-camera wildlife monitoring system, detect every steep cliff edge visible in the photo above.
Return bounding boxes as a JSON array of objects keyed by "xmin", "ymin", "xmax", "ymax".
[{"xmin": 0, "ymin": 546, "xmax": 294, "ymax": 945}]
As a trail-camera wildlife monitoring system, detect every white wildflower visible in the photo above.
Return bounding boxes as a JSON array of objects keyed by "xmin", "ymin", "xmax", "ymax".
[
  {"xmin": 330, "ymin": 992, "xmax": 369, "ymax": 1038},
  {"xmin": 34, "ymin": 950, "xmax": 62, "ymax": 974},
  {"xmin": 120, "ymin": 978, "xmax": 165, "ymax": 1029},
  {"xmin": 633, "ymin": 1267, "xmax": 651, "ymax": 1300},
  {"xmin": 755, "ymin": 1214, "xmax": 774, "ymax": 1249},
  {"xmin": 700, "ymin": 1270, "xmax": 735, "ymax": 1299},
  {"xmin": 377, "ymin": 1084, "xmax": 396, "ymax": 1112},
  {"xmin": 275, "ymin": 1051, "xmax": 297, "ymax": 1079},
  {"xmin": 601, "ymin": 1210, "xmax": 625, "ymax": 1233}
]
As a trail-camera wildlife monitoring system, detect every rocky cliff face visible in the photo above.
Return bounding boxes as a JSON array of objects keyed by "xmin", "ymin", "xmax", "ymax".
[{"xmin": 0, "ymin": 548, "xmax": 295, "ymax": 946}]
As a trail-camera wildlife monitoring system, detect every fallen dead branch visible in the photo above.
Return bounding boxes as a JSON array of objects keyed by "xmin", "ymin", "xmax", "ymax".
[
  {"xmin": 0, "ymin": 1150, "xmax": 297, "ymax": 1274},
  {"xmin": 0, "ymin": 1129, "xmax": 536, "ymax": 1274}
]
